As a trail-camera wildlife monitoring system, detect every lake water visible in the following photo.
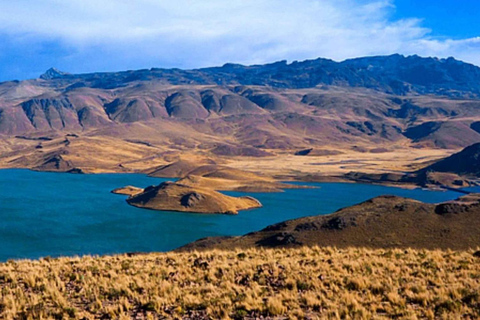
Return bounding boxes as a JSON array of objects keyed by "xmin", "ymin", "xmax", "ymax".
[{"xmin": 0, "ymin": 169, "xmax": 463, "ymax": 261}]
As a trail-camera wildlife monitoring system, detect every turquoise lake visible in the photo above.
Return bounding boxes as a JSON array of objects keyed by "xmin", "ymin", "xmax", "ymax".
[{"xmin": 0, "ymin": 169, "xmax": 464, "ymax": 261}]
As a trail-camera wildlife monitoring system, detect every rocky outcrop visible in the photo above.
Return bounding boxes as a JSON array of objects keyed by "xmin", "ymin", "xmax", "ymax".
[{"xmin": 40, "ymin": 68, "xmax": 70, "ymax": 80}]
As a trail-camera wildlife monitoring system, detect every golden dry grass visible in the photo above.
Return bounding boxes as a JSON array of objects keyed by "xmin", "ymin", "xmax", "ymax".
[
  {"xmin": 0, "ymin": 132, "xmax": 455, "ymax": 178},
  {"xmin": 224, "ymin": 147, "xmax": 454, "ymax": 178},
  {"xmin": 1, "ymin": 246, "xmax": 479, "ymax": 319}
]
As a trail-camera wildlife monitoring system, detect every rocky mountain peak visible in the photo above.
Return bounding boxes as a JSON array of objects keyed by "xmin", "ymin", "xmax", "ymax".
[{"xmin": 40, "ymin": 67, "xmax": 70, "ymax": 80}]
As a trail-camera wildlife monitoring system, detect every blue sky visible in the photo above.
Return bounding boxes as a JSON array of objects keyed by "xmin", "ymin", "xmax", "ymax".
[
  {"xmin": 392, "ymin": 0, "xmax": 480, "ymax": 39},
  {"xmin": 0, "ymin": 0, "xmax": 479, "ymax": 81}
]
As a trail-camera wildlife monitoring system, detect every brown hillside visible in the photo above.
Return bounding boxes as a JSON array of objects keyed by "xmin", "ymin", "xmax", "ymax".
[
  {"xmin": 343, "ymin": 142, "xmax": 480, "ymax": 188},
  {"xmin": 181, "ymin": 195, "xmax": 480, "ymax": 250},
  {"xmin": 147, "ymin": 159, "xmax": 216, "ymax": 178},
  {"xmin": 148, "ymin": 161, "xmax": 295, "ymax": 192},
  {"xmin": 3, "ymin": 58, "xmax": 480, "ymax": 174}
]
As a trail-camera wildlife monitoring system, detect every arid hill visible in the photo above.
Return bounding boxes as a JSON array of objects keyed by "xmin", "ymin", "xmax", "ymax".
[
  {"xmin": 2, "ymin": 55, "xmax": 480, "ymax": 174},
  {"xmin": 147, "ymin": 159, "xmax": 217, "ymax": 178},
  {"xmin": 411, "ymin": 142, "xmax": 480, "ymax": 187},
  {"xmin": 125, "ymin": 181, "xmax": 261, "ymax": 214},
  {"xmin": 147, "ymin": 160, "xmax": 266, "ymax": 181},
  {"xmin": 147, "ymin": 160, "xmax": 295, "ymax": 192},
  {"xmin": 421, "ymin": 142, "xmax": 480, "ymax": 177},
  {"xmin": 343, "ymin": 142, "xmax": 480, "ymax": 188},
  {"xmin": 181, "ymin": 194, "xmax": 480, "ymax": 251}
]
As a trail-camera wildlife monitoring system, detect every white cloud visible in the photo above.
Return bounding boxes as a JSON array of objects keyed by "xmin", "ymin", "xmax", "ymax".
[
  {"xmin": 0, "ymin": 0, "xmax": 479, "ymax": 74},
  {"xmin": 408, "ymin": 37, "xmax": 480, "ymax": 64}
]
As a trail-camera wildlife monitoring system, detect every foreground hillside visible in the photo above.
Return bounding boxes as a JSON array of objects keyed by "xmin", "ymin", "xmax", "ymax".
[
  {"xmin": 1, "ymin": 247, "xmax": 479, "ymax": 319},
  {"xmin": 183, "ymin": 195, "xmax": 480, "ymax": 251}
]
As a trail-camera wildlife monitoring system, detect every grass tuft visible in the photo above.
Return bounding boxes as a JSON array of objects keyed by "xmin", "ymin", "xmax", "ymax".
[{"xmin": 0, "ymin": 246, "xmax": 479, "ymax": 319}]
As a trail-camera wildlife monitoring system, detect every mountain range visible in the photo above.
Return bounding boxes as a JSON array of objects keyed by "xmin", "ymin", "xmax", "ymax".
[
  {"xmin": 2, "ymin": 54, "xmax": 480, "ymax": 173},
  {"xmin": 37, "ymin": 54, "xmax": 480, "ymax": 96}
]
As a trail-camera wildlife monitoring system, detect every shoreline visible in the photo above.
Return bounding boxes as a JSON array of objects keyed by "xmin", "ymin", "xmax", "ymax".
[
  {"xmin": 0, "ymin": 166, "xmax": 467, "ymax": 193},
  {"xmin": 0, "ymin": 169, "xmax": 472, "ymax": 260},
  {"xmin": 0, "ymin": 164, "xmax": 475, "ymax": 261}
]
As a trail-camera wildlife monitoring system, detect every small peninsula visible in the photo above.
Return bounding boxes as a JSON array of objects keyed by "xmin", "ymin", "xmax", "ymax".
[{"xmin": 124, "ymin": 181, "xmax": 262, "ymax": 214}]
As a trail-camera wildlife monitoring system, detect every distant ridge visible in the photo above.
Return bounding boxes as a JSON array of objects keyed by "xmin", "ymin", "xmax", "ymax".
[{"xmin": 36, "ymin": 54, "xmax": 480, "ymax": 96}]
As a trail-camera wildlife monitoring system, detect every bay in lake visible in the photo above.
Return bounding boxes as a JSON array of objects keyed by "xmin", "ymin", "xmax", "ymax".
[{"xmin": 0, "ymin": 169, "xmax": 463, "ymax": 261}]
